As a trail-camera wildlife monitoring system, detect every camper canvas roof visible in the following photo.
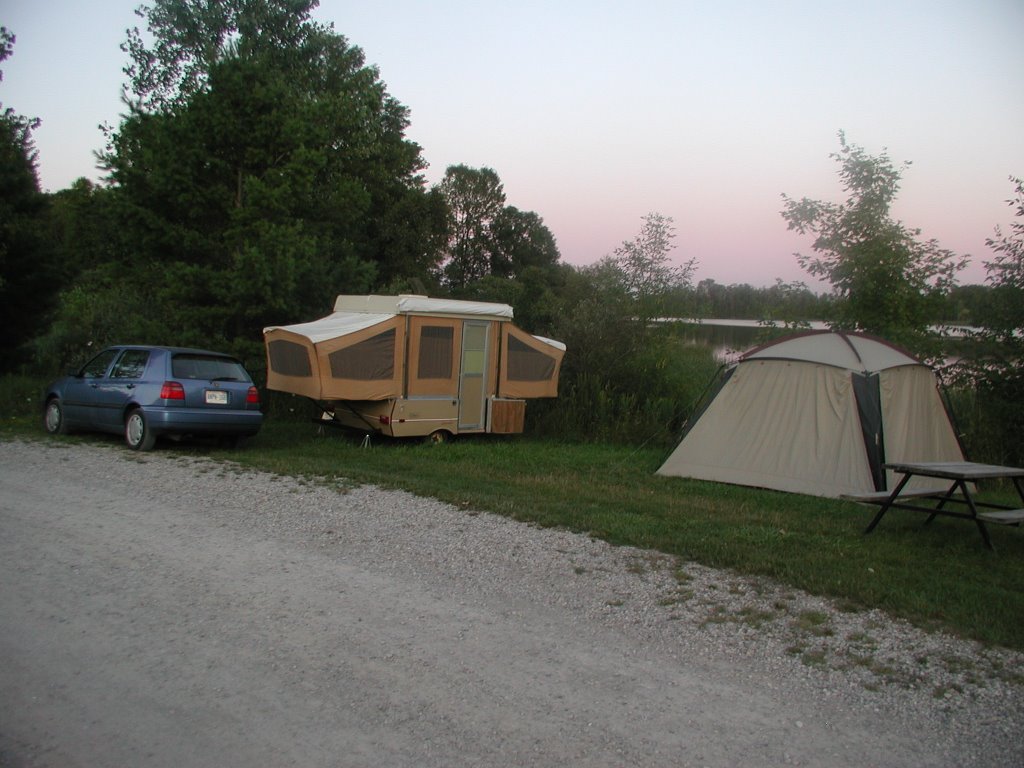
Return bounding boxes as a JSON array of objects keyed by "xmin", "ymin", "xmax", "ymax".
[{"xmin": 332, "ymin": 294, "xmax": 514, "ymax": 321}]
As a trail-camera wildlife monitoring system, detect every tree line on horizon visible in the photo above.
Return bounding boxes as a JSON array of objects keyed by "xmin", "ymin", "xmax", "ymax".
[{"xmin": 1, "ymin": 2, "xmax": 1020, "ymax": 459}]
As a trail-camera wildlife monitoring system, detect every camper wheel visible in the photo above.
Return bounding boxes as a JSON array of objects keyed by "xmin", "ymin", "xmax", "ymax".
[{"xmin": 425, "ymin": 429, "xmax": 451, "ymax": 445}]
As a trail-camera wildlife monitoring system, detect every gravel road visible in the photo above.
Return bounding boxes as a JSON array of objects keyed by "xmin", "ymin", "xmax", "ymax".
[{"xmin": 1, "ymin": 438, "xmax": 1021, "ymax": 767}]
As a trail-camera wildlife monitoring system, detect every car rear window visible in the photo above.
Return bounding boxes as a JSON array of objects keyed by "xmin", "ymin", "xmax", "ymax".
[{"xmin": 172, "ymin": 354, "xmax": 250, "ymax": 382}]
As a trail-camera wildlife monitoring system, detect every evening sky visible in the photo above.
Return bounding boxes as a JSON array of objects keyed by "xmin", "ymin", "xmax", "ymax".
[{"xmin": 2, "ymin": 0, "xmax": 1022, "ymax": 286}]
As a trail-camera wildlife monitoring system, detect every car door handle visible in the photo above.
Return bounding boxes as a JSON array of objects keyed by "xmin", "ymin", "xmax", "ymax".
[{"xmin": 125, "ymin": 383, "xmax": 135, "ymax": 390}]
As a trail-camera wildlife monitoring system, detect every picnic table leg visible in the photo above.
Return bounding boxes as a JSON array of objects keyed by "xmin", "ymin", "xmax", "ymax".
[
  {"xmin": 962, "ymin": 484, "xmax": 995, "ymax": 551},
  {"xmin": 924, "ymin": 483, "xmax": 958, "ymax": 525},
  {"xmin": 864, "ymin": 473, "xmax": 912, "ymax": 534},
  {"xmin": 1014, "ymin": 478, "xmax": 1024, "ymax": 525}
]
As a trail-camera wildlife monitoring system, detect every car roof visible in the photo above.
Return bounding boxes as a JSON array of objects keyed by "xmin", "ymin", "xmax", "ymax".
[{"xmin": 109, "ymin": 345, "xmax": 242, "ymax": 359}]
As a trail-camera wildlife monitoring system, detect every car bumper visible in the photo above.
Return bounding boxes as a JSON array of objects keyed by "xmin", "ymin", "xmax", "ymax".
[{"xmin": 143, "ymin": 407, "xmax": 263, "ymax": 436}]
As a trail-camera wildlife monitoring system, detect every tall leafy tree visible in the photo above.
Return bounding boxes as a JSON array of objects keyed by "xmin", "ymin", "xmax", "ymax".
[
  {"xmin": 781, "ymin": 132, "xmax": 966, "ymax": 349},
  {"xmin": 437, "ymin": 165, "xmax": 561, "ymax": 291},
  {"xmin": 490, "ymin": 206, "xmax": 560, "ymax": 279},
  {"xmin": 536, "ymin": 214, "xmax": 709, "ymax": 443},
  {"xmin": 375, "ymin": 186, "xmax": 450, "ymax": 289},
  {"xmin": 613, "ymin": 214, "xmax": 694, "ymax": 294},
  {"xmin": 0, "ymin": 27, "xmax": 57, "ymax": 372},
  {"xmin": 981, "ymin": 177, "xmax": 1024, "ymax": 336},
  {"xmin": 437, "ymin": 165, "xmax": 506, "ymax": 287},
  {"xmin": 600, "ymin": 213, "xmax": 696, "ymax": 326},
  {"xmin": 32, "ymin": 179, "xmax": 158, "ymax": 370},
  {"xmin": 86, "ymin": 0, "xmax": 442, "ymax": 355},
  {"xmin": 960, "ymin": 176, "xmax": 1024, "ymax": 464}
]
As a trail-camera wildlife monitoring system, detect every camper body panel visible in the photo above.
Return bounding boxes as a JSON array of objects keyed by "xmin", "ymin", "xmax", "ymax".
[
  {"xmin": 321, "ymin": 395, "xmax": 527, "ymax": 438},
  {"xmin": 323, "ymin": 397, "xmax": 460, "ymax": 438}
]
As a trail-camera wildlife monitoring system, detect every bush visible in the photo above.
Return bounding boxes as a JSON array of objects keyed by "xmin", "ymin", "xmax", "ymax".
[
  {"xmin": 0, "ymin": 374, "xmax": 47, "ymax": 430},
  {"xmin": 528, "ymin": 337, "xmax": 718, "ymax": 447},
  {"xmin": 946, "ymin": 376, "xmax": 1024, "ymax": 466}
]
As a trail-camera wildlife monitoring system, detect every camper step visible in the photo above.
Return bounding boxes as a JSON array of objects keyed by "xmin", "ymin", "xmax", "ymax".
[{"xmin": 977, "ymin": 509, "xmax": 1024, "ymax": 525}]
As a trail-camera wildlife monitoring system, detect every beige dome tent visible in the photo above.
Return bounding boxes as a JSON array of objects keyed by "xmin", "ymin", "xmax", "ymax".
[{"xmin": 656, "ymin": 331, "xmax": 965, "ymax": 498}]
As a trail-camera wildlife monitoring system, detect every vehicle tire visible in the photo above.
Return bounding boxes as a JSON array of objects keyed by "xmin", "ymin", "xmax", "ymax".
[
  {"xmin": 43, "ymin": 398, "xmax": 68, "ymax": 435},
  {"xmin": 425, "ymin": 429, "xmax": 451, "ymax": 445},
  {"xmin": 124, "ymin": 409, "xmax": 156, "ymax": 451}
]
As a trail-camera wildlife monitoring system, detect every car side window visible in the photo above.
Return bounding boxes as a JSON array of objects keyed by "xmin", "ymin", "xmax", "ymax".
[
  {"xmin": 110, "ymin": 349, "xmax": 151, "ymax": 380},
  {"xmin": 81, "ymin": 349, "xmax": 120, "ymax": 378}
]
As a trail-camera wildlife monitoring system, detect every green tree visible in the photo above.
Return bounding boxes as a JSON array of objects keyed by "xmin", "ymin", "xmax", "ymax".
[
  {"xmin": 943, "ymin": 284, "xmax": 992, "ymax": 325},
  {"xmin": 758, "ymin": 280, "xmax": 814, "ymax": 330},
  {"xmin": 437, "ymin": 165, "xmax": 506, "ymax": 287},
  {"xmin": 536, "ymin": 215, "xmax": 710, "ymax": 444},
  {"xmin": 981, "ymin": 177, "xmax": 1024, "ymax": 334},
  {"xmin": 490, "ymin": 206, "xmax": 560, "ymax": 279},
  {"xmin": 0, "ymin": 27, "xmax": 58, "ymax": 372},
  {"xmin": 375, "ymin": 186, "xmax": 450, "ymax": 289},
  {"xmin": 600, "ymin": 213, "xmax": 696, "ymax": 326},
  {"xmin": 957, "ymin": 177, "xmax": 1024, "ymax": 464},
  {"xmin": 76, "ymin": 0, "xmax": 441, "ymax": 356},
  {"xmin": 30, "ymin": 180, "xmax": 151, "ymax": 371},
  {"xmin": 436, "ymin": 164, "xmax": 561, "ymax": 292},
  {"xmin": 781, "ymin": 132, "xmax": 965, "ymax": 350}
]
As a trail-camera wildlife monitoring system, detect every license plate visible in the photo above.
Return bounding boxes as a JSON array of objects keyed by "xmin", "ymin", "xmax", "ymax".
[{"xmin": 205, "ymin": 390, "xmax": 229, "ymax": 405}]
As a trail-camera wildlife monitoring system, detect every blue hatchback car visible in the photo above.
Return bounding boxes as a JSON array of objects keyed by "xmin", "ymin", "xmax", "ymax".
[{"xmin": 43, "ymin": 345, "xmax": 263, "ymax": 451}]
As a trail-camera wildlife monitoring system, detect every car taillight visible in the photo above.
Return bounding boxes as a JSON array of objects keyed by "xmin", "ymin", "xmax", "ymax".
[
  {"xmin": 246, "ymin": 386, "xmax": 260, "ymax": 405},
  {"xmin": 160, "ymin": 381, "xmax": 185, "ymax": 400}
]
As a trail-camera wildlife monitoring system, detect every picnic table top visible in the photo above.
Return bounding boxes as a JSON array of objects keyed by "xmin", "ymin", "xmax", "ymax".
[{"xmin": 883, "ymin": 461, "xmax": 1024, "ymax": 481}]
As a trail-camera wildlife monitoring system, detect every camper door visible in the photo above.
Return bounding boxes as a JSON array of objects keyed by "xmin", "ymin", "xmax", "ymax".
[{"xmin": 458, "ymin": 321, "xmax": 491, "ymax": 431}]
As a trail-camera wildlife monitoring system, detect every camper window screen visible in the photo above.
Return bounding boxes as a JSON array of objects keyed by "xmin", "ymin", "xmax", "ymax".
[
  {"xmin": 268, "ymin": 340, "xmax": 312, "ymax": 377},
  {"xmin": 329, "ymin": 329, "xmax": 396, "ymax": 380},
  {"xmin": 417, "ymin": 326, "xmax": 454, "ymax": 379},
  {"xmin": 508, "ymin": 335, "xmax": 556, "ymax": 381}
]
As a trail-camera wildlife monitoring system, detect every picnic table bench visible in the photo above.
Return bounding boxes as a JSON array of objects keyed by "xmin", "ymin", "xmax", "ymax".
[{"xmin": 851, "ymin": 461, "xmax": 1024, "ymax": 551}]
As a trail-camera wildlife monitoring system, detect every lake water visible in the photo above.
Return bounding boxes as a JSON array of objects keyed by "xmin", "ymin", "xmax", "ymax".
[
  {"xmin": 671, "ymin": 319, "xmax": 981, "ymax": 364},
  {"xmin": 671, "ymin": 319, "xmax": 824, "ymax": 362}
]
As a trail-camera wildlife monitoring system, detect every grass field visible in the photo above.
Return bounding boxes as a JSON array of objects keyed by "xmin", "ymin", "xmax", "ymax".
[{"xmin": 4, "ymin": 372, "xmax": 1023, "ymax": 652}]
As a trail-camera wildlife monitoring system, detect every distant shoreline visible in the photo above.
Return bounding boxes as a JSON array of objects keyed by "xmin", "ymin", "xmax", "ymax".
[{"xmin": 661, "ymin": 318, "xmax": 981, "ymax": 337}]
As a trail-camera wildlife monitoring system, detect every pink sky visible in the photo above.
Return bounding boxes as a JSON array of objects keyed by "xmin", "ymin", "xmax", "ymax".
[{"xmin": 3, "ymin": 0, "xmax": 1022, "ymax": 287}]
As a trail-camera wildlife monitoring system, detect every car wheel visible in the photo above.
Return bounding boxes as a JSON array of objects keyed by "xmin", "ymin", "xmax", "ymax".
[
  {"xmin": 44, "ymin": 398, "xmax": 68, "ymax": 435},
  {"xmin": 125, "ymin": 409, "xmax": 156, "ymax": 451}
]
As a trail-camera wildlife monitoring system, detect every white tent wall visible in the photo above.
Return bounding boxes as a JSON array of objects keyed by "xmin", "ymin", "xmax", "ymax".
[
  {"xmin": 656, "ymin": 360, "xmax": 876, "ymax": 497},
  {"xmin": 656, "ymin": 331, "xmax": 967, "ymax": 499},
  {"xmin": 880, "ymin": 365, "xmax": 965, "ymax": 492}
]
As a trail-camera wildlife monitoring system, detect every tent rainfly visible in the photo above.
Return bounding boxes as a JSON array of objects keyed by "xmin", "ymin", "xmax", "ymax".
[
  {"xmin": 263, "ymin": 295, "xmax": 565, "ymax": 440},
  {"xmin": 656, "ymin": 331, "xmax": 965, "ymax": 498}
]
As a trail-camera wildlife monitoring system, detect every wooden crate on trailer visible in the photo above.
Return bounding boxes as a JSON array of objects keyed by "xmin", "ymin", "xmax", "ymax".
[{"xmin": 489, "ymin": 398, "xmax": 526, "ymax": 434}]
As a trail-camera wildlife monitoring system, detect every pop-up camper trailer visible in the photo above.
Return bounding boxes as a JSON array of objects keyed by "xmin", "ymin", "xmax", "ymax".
[{"xmin": 263, "ymin": 295, "xmax": 565, "ymax": 440}]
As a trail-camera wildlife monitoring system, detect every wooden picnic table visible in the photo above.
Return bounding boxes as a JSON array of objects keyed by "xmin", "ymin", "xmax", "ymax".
[{"xmin": 861, "ymin": 461, "xmax": 1024, "ymax": 551}]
